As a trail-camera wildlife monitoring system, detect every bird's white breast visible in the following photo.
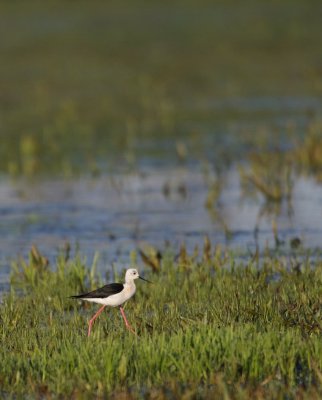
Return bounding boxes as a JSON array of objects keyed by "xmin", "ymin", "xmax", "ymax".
[{"xmin": 122, "ymin": 283, "xmax": 136, "ymax": 301}]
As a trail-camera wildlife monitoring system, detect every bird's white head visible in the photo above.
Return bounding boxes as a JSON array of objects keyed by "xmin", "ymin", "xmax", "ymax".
[
  {"xmin": 125, "ymin": 268, "xmax": 139, "ymax": 283},
  {"xmin": 124, "ymin": 268, "xmax": 152, "ymax": 284}
]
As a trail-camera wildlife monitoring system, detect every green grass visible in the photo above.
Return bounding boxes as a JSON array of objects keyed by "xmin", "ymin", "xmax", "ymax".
[{"xmin": 2, "ymin": 249, "xmax": 322, "ymax": 398}]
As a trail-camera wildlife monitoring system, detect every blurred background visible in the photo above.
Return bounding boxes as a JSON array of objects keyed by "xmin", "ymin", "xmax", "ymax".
[{"xmin": 1, "ymin": 0, "xmax": 322, "ymax": 284}]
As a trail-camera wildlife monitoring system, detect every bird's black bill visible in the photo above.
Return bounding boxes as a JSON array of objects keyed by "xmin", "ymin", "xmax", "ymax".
[{"xmin": 139, "ymin": 276, "xmax": 153, "ymax": 283}]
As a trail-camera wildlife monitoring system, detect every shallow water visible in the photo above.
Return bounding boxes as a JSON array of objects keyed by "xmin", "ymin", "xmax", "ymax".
[{"xmin": 1, "ymin": 166, "xmax": 322, "ymax": 291}]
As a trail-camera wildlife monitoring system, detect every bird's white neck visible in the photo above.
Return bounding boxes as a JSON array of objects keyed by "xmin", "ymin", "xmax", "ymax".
[
  {"xmin": 124, "ymin": 279, "xmax": 136, "ymax": 287},
  {"xmin": 123, "ymin": 280, "xmax": 136, "ymax": 298}
]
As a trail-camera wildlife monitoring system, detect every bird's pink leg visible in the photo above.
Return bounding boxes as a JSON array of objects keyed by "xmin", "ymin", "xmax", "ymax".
[
  {"xmin": 120, "ymin": 306, "xmax": 136, "ymax": 334},
  {"xmin": 88, "ymin": 305, "xmax": 106, "ymax": 337}
]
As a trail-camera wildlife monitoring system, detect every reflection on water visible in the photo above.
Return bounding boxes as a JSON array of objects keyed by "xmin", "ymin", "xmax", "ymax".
[{"xmin": 1, "ymin": 166, "xmax": 322, "ymax": 286}]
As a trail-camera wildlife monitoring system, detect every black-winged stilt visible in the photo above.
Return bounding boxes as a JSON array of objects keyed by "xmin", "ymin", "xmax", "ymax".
[{"xmin": 71, "ymin": 268, "xmax": 151, "ymax": 336}]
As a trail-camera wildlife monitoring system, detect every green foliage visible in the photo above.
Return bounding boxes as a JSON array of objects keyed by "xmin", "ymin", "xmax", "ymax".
[{"xmin": 2, "ymin": 250, "xmax": 322, "ymax": 398}]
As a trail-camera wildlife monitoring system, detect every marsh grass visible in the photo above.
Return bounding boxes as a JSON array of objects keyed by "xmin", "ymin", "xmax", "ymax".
[
  {"xmin": 1, "ymin": 0, "xmax": 322, "ymax": 176},
  {"xmin": 2, "ymin": 248, "xmax": 322, "ymax": 398}
]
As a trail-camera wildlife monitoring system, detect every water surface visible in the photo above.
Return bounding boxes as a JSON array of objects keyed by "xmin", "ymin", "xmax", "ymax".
[{"xmin": 1, "ymin": 166, "xmax": 322, "ymax": 292}]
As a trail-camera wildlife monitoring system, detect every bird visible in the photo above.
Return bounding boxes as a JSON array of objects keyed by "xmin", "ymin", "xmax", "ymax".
[{"xmin": 70, "ymin": 268, "xmax": 151, "ymax": 337}]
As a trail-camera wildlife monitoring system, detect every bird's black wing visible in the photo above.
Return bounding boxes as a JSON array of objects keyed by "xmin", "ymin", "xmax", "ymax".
[{"xmin": 70, "ymin": 283, "xmax": 124, "ymax": 299}]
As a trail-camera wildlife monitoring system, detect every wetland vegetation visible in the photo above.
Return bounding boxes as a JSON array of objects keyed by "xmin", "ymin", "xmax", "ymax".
[
  {"xmin": 1, "ymin": 246, "xmax": 322, "ymax": 398},
  {"xmin": 0, "ymin": 0, "xmax": 322, "ymax": 176},
  {"xmin": 1, "ymin": 0, "xmax": 322, "ymax": 398}
]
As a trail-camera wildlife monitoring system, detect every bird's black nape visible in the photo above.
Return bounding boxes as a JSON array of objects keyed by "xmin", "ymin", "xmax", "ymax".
[{"xmin": 139, "ymin": 276, "xmax": 152, "ymax": 283}]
